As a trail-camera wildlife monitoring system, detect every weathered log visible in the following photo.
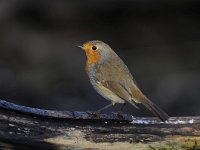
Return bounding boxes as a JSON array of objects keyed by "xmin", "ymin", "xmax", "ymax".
[{"xmin": 0, "ymin": 99, "xmax": 199, "ymax": 150}]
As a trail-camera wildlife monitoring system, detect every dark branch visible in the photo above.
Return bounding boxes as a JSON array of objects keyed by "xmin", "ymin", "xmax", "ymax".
[
  {"xmin": 0, "ymin": 99, "xmax": 134, "ymax": 121},
  {"xmin": 0, "ymin": 99, "xmax": 200, "ymax": 149}
]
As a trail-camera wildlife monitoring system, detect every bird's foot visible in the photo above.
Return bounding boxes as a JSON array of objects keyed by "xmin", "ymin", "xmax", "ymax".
[
  {"xmin": 87, "ymin": 111, "xmax": 101, "ymax": 118},
  {"xmin": 112, "ymin": 111, "xmax": 124, "ymax": 118}
]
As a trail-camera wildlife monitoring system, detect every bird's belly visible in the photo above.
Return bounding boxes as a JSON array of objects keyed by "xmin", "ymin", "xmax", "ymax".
[
  {"xmin": 88, "ymin": 64, "xmax": 124, "ymax": 104},
  {"xmin": 91, "ymin": 80, "xmax": 125, "ymax": 104}
]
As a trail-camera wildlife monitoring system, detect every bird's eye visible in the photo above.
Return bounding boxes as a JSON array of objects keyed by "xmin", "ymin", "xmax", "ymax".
[{"xmin": 92, "ymin": 46, "xmax": 97, "ymax": 50}]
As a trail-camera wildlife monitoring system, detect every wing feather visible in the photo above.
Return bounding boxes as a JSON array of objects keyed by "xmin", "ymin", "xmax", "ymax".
[{"xmin": 101, "ymin": 80, "xmax": 139, "ymax": 109}]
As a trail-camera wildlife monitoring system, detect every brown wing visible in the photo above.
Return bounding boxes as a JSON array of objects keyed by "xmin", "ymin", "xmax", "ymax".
[
  {"xmin": 101, "ymin": 80, "xmax": 139, "ymax": 109},
  {"xmin": 92, "ymin": 55, "xmax": 169, "ymax": 121},
  {"xmin": 99, "ymin": 79, "xmax": 169, "ymax": 121}
]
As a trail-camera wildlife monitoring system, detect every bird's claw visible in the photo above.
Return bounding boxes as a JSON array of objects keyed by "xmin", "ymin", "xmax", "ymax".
[
  {"xmin": 112, "ymin": 111, "xmax": 124, "ymax": 118},
  {"xmin": 87, "ymin": 111, "xmax": 101, "ymax": 118}
]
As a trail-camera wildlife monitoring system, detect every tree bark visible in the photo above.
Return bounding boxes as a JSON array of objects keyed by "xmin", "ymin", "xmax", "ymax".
[{"xmin": 0, "ymin": 99, "xmax": 199, "ymax": 150}]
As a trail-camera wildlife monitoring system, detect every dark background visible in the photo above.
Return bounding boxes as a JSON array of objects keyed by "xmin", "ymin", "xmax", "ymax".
[{"xmin": 0, "ymin": 0, "xmax": 199, "ymax": 117}]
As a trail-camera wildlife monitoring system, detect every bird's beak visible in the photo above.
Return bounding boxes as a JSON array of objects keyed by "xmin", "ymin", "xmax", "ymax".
[{"xmin": 77, "ymin": 45, "xmax": 84, "ymax": 50}]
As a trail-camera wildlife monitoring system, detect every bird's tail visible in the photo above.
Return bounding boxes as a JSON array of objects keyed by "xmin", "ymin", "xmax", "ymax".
[{"xmin": 141, "ymin": 97, "xmax": 169, "ymax": 122}]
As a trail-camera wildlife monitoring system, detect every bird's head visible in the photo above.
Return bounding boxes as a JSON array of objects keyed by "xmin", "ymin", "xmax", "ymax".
[{"xmin": 78, "ymin": 40, "xmax": 113, "ymax": 65}]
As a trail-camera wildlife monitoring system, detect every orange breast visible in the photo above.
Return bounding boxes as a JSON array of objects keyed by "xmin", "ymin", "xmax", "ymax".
[
  {"xmin": 85, "ymin": 48, "xmax": 101, "ymax": 65},
  {"xmin": 83, "ymin": 43, "xmax": 101, "ymax": 77},
  {"xmin": 85, "ymin": 49, "xmax": 101, "ymax": 76}
]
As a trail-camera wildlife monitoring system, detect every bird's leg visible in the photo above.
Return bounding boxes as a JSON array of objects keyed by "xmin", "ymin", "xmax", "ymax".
[
  {"xmin": 87, "ymin": 103, "xmax": 114, "ymax": 118},
  {"xmin": 120, "ymin": 103, "xmax": 126, "ymax": 112},
  {"xmin": 112, "ymin": 103, "xmax": 126, "ymax": 117},
  {"xmin": 96, "ymin": 103, "xmax": 114, "ymax": 113}
]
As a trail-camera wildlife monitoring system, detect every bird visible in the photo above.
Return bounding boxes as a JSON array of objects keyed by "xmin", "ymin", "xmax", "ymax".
[{"xmin": 78, "ymin": 40, "xmax": 169, "ymax": 121}]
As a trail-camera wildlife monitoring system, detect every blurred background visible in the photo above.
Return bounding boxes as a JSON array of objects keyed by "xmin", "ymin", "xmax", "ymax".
[{"xmin": 0, "ymin": 0, "xmax": 199, "ymax": 117}]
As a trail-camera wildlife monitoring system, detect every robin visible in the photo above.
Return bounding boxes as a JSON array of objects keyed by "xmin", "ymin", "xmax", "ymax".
[{"xmin": 78, "ymin": 40, "xmax": 169, "ymax": 121}]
